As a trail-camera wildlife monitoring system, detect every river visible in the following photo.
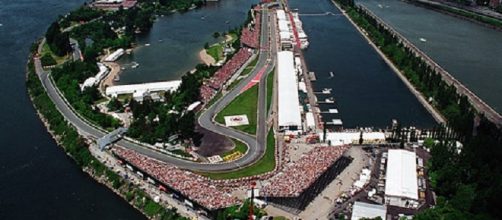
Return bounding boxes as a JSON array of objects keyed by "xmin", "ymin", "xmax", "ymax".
[
  {"xmin": 116, "ymin": 0, "xmax": 258, "ymax": 84},
  {"xmin": 289, "ymin": 0, "xmax": 436, "ymax": 128},
  {"xmin": 357, "ymin": 0, "xmax": 502, "ymax": 115},
  {"xmin": 0, "ymin": 0, "xmax": 259, "ymax": 218}
]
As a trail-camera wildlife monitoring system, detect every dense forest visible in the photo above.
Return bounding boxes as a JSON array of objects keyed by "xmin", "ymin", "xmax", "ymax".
[{"xmin": 336, "ymin": 0, "xmax": 502, "ymax": 219}]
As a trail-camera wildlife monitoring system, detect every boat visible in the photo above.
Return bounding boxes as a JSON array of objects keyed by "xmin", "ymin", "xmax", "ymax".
[
  {"xmin": 225, "ymin": 20, "xmax": 230, "ymax": 24},
  {"xmin": 131, "ymin": 62, "xmax": 139, "ymax": 68},
  {"xmin": 201, "ymin": 16, "xmax": 205, "ymax": 20},
  {"xmin": 145, "ymin": 43, "xmax": 151, "ymax": 46},
  {"xmin": 322, "ymin": 88, "xmax": 332, "ymax": 94},
  {"xmin": 419, "ymin": 38, "xmax": 427, "ymax": 42},
  {"xmin": 325, "ymin": 97, "xmax": 335, "ymax": 103},
  {"xmin": 329, "ymin": 71, "xmax": 334, "ymax": 78},
  {"xmin": 113, "ymin": 75, "xmax": 120, "ymax": 82}
]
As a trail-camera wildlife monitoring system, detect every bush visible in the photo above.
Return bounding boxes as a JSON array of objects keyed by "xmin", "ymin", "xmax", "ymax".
[{"xmin": 41, "ymin": 54, "xmax": 57, "ymax": 67}]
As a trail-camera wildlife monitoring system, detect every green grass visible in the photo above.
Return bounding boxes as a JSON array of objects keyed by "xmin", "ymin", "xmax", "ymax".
[
  {"xmin": 222, "ymin": 139, "xmax": 248, "ymax": 157},
  {"xmin": 215, "ymin": 84, "xmax": 258, "ymax": 135},
  {"xmin": 266, "ymin": 68, "xmax": 275, "ymax": 113},
  {"xmin": 201, "ymin": 128, "xmax": 276, "ymax": 179},
  {"xmin": 41, "ymin": 42, "xmax": 67, "ymax": 65},
  {"xmin": 206, "ymin": 44, "xmax": 224, "ymax": 62}
]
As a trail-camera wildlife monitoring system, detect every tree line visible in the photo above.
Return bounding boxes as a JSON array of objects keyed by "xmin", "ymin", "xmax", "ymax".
[{"xmin": 336, "ymin": 0, "xmax": 502, "ymax": 218}]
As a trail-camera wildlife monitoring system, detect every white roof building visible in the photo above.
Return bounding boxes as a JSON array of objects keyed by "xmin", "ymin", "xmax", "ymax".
[
  {"xmin": 95, "ymin": 62, "xmax": 110, "ymax": 81},
  {"xmin": 305, "ymin": 112, "xmax": 315, "ymax": 130},
  {"xmin": 351, "ymin": 201, "xmax": 387, "ymax": 220},
  {"xmin": 106, "ymin": 80, "xmax": 182, "ymax": 97},
  {"xmin": 276, "ymin": 10, "xmax": 287, "ymax": 21},
  {"xmin": 279, "ymin": 31, "xmax": 291, "ymax": 40},
  {"xmin": 277, "ymin": 51, "xmax": 302, "ymax": 131},
  {"xmin": 104, "ymin": 48, "xmax": 125, "ymax": 62},
  {"xmin": 385, "ymin": 149, "xmax": 419, "ymax": 208},
  {"xmin": 80, "ymin": 62, "xmax": 110, "ymax": 91},
  {"xmin": 320, "ymin": 132, "xmax": 386, "ymax": 146},
  {"xmin": 278, "ymin": 20, "xmax": 290, "ymax": 32}
]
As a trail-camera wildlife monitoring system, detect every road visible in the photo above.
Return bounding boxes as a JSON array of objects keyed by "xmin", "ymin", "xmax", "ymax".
[
  {"xmin": 198, "ymin": 7, "xmax": 277, "ymax": 172},
  {"xmin": 33, "ymin": 8, "xmax": 277, "ymax": 172}
]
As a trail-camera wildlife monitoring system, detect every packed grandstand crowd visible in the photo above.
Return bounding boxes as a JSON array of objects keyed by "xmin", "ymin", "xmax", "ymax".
[
  {"xmin": 260, "ymin": 145, "xmax": 349, "ymax": 197},
  {"xmin": 113, "ymin": 147, "xmax": 238, "ymax": 210},
  {"xmin": 199, "ymin": 7, "xmax": 261, "ymax": 103},
  {"xmin": 241, "ymin": 7, "xmax": 261, "ymax": 48}
]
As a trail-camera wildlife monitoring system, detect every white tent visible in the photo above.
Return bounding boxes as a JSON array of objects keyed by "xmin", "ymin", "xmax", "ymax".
[
  {"xmin": 277, "ymin": 51, "xmax": 301, "ymax": 131},
  {"xmin": 351, "ymin": 201, "xmax": 387, "ymax": 220},
  {"xmin": 385, "ymin": 149, "xmax": 419, "ymax": 207}
]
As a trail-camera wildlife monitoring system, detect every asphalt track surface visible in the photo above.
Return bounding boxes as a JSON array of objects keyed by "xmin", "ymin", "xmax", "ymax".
[{"xmin": 34, "ymin": 8, "xmax": 277, "ymax": 172}]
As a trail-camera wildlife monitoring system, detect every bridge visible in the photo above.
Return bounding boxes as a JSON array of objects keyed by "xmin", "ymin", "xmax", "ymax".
[{"xmin": 97, "ymin": 127, "xmax": 128, "ymax": 150}]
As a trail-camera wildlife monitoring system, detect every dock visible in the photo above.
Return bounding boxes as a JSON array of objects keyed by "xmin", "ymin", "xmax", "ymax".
[{"xmin": 308, "ymin": 71, "xmax": 316, "ymax": 81}]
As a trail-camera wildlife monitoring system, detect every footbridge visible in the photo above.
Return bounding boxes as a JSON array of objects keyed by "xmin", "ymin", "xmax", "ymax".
[{"xmin": 97, "ymin": 127, "xmax": 128, "ymax": 150}]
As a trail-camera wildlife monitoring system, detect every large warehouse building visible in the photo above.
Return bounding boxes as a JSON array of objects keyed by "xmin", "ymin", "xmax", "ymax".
[
  {"xmin": 277, "ymin": 51, "xmax": 302, "ymax": 131},
  {"xmin": 385, "ymin": 149, "xmax": 419, "ymax": 208}
]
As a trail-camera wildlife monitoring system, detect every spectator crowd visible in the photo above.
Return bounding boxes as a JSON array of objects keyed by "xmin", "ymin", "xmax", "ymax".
[
  {"xmin": 113, "ymin": 147, "xmax": 238, "ymax": 210},
  {"xmin": 241, "ymin": 6, "xmax": 261, "ymax": 49},
  {"xmin": 199, "ymin": 48, "xmax": 252, "ymax": 103},
  {"xmin": 260, "ymin": 145, "xmax": 349, "ymax": 197},
  {"xmin": 199, "ymin": 6, "xmax": 262, "ymax": 104}
]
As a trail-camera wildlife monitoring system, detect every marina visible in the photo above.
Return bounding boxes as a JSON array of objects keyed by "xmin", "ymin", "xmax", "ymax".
[{"xmin": 290, "ymin": 0, "xmax": 436, "ymax": 128}]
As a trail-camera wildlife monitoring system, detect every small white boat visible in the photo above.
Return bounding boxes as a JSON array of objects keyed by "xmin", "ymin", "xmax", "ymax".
[
  {"xmin": 329, "ymin": 71, "xmax": 334, "ymax": 78},
  {"xmin": 325, "ymin": 97, "xmax": 335, "ymax": 103},
  {"xmin": 0, "ymin": 24, "xmax": 3, "ymax": 27},
  {"xmin": 322, "ymin": 88, "xmax": 332, "ymax": 94},
  {"xmin": 145, "ymin": 43, "xmax": 151, "ymax": 46},
  {"xmin": 131, "ymin": 62, "xmax": 139, "ymax": 68},
  {"xmin": 419, "ymin": 38, "xmax": 427, "ymax": 42}
]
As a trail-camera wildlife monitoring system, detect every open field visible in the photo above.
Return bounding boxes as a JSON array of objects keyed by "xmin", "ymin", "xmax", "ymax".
[
  {"xmin": 221, "ymin": 139, "xmax": 248, "ymax": 157},
  {"xmin": 201, "ymin": 128, "xmax": 276, "ymax": 180},
  {"xmin": 215, "ymin": 84, "xmax": 258, "ymax": 135},
  {"xmin": 206, "ymin": 44, "xmax": 224, "ymax": 62}
]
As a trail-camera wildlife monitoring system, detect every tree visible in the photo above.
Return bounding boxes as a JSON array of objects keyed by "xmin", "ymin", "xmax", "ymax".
[{"xmin": 45, "ymin": 22, "xmax": 61, "ymax": 45}]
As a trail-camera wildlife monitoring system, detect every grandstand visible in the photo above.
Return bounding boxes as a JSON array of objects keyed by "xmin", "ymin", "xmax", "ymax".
[{"xmin": 259, "ymin": 146, "xmax": 352, "ymax": 213}]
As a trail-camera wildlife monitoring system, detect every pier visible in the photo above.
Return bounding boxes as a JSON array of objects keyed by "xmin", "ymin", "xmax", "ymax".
[{"xmin": 359, "ymin": 6, "xmax": 502, "ymax": 126}]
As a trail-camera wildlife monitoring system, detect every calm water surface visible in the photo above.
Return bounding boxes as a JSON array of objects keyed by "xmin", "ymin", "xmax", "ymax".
[
  {"xmin": 290, "ymin": 0, "xmax": 436, "ymax": 128},
  {"xmin": 117, "ymin": 0, "xmax": 258, "ymax": 84},
  {"xmin": 358, "ymin": 0, "xmax": 502, "ymax": 114}
]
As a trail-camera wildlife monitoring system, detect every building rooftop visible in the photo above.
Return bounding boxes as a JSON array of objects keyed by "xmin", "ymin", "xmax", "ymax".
[{"xmin": 385, "ymin": 149, "xmax": 419, "ymax": 200}]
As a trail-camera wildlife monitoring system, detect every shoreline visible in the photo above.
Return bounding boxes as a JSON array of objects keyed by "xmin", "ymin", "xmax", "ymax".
[
  {"xmin": 199, "ymin": 49, "xmax": 216, "ymax": 66},
  {"xmin": 26, "ymin": 90, "xmax": 154, "ymax": 220},
  {"xmin": 26, "ymin": 54, "xmax": 191, "ymax": 219},
  {"xmin": 331, "ymin": 0, "xmax": 446, "ymax": 124},
  {"xmin": 101, "ymin": 61, "xmax": 121, "ymax": 88}
]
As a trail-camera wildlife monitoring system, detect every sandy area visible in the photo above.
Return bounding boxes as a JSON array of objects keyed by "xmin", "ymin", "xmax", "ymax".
[
  {"xmin": 101, "ymin": 61, "xmax": 121, "ymax": 89},
  {"xmin": 199, "ymin": 49, "xmax": 215, "ymax": 66}
]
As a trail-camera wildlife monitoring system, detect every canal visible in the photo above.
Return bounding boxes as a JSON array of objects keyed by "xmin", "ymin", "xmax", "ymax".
[
  {"xmin": 358, "ymin": 0, "xmax": 502, "ymax": 114},
  {"xmin": 289, "ymin": 0, "xmax": 436, "ymax": 128}
]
